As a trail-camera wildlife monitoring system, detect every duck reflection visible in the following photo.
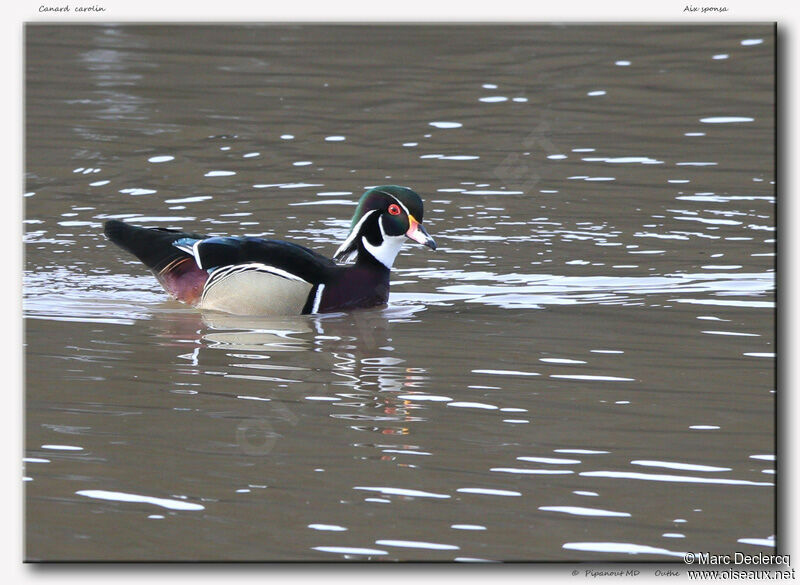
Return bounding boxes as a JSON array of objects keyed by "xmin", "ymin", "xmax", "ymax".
[
  {"xmin": 153, "ymin": 303, "xmax": 432, "ymax": 453},
  {"xmin": 201, "ymin": 312, "xmax": 314, "ymax": 352}
]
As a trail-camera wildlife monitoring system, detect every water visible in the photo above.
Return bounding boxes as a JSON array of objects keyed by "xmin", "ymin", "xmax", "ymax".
[{"xmin": 24, "ymin": 24, "xmax": 775, "ymax": 561}]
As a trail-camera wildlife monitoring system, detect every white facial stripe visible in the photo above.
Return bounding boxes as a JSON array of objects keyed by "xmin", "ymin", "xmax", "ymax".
[
  {"xmin": 375, "ymin": 190, "xmax": 411, "ymax": 217},
  {"xmin": 334, "ymin": 209, "xmax": 377, "ymax": 261}
]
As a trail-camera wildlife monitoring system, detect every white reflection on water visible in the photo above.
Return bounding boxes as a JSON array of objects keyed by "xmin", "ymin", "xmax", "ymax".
[
  {"xmin": 582, "ymin": 156, "xmax": 663, "ymax": 164},
  {"xmin": 419, "ymin": 154, "xmax": 480, "ymax": 161},
  {"xmin": 540, "ymin": 506, "xmax": 630, "ymax": 518},
  {"xmin": 353, "ymin": 486, "xmax": 450, "ymax": 499},
  {"xmin": 456, "ymin": 487, "xmax": 521, "ymax": 496},
  {"xmin": 563, "ymin": 542, "xmax": 686, "ymax": 558},
  {"xmin": 164, "ymin": 195, "xmax": 212, "ymax": 204},
  {"xmin": 699, "ymin": 116, "xmax": 754, "ymax": 123},
  {"xmin": 131, "ymin": 216, "xmax": 197, "ymax": 222},
  {"xmin": 461, "ymin": 189, "xmax": 523, "ymax": 195},
  {"xmin": 396, "ymin": 394, "xmax": 453, "ymax": 402},
  {"xmin": 76, "ymin": 489, "xmax": 205, "ymax": 511},
  {"xmin": 675, "ymin": 299, "xmax": 773, "ymax": 309},
  {"xmin": 253, "ymin": 182, "xmax": 324, "ymax": 189},
  {"xmin": 289, "ymin": 199, "xmax": 356, "ymax": 207},
  {"xmin": 447, "ymin": 401, "xmax": 498, "ymax": 410},
  {"xmin": 677, "ymin": 195, "xmax": 774, "ymax": 203},
  {"xmin": 313, "ymin": 546, "xmax": 387, "ymax": 556},
  {"xmin": 630, "ymin": 460, "xmax": 732, "ymax": 472},
  {"xmin": 701, "ymin": 330, "xmax": 759, "ymax": 337},
  {"xmin": 550, "ymin": 374, "xmax": 634, "ymax": 382},
  {"xmin": 375, "ymin": 539, "xmax": 459, "ymax": 550},
  {"xmin": 492, "ymin": 468, "xmax": 573, "ymax": 475},
  {"xmin": 23, "ymin": 254, "xmax": 774, "ymax": 326},
  {"xmin": 517, "ymin": 456, "xmax": 580, "ymax": 464},
  {"xmin": 737, "ymin": 537, "xmax": 775, "ymax": 547},
  {"xmin": 119, "ymin": 188, "xmax": 157, "ymax": 195},
  {"xmin": 397, "ymin": 267, "xmax": 774, "ymax": 311},
  {"xmin": 580, "ymin": 471, "xmax": 773, "ymax": 486}
]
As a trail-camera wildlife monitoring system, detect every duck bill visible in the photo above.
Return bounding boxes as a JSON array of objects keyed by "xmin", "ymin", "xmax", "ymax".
[{"xmin": 406, "ymin": 216, "xmax": 437, "ymax": 250}]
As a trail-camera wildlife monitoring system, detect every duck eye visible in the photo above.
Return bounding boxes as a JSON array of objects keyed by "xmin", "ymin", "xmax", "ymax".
[{"xmin": 387, "ymin": 203, "xmax": 402, "ymax": 216}]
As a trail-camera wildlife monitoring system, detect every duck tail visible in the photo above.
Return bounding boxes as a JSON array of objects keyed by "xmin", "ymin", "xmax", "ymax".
[
  {"xmin": 103, "ymin": 220, "xmax": 209, "ymax": 304},
  {"xmin": 103, "ymin": 220, "xmax": 201, "ymax": 272}
]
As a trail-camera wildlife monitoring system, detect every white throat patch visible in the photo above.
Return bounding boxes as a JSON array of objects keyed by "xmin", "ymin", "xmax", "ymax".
[
  {"xmin": 361, "ymin": 213, "xmax": 407, "ymax": 268},
  {"xmin": 362, "ymin": 234, "xmax": 405, "ymax": 269}
]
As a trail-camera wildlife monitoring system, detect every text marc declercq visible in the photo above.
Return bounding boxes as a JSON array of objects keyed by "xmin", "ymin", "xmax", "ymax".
[{"xmin": 689, "ymin": 552, "xmax": 789, "ymax": 565}]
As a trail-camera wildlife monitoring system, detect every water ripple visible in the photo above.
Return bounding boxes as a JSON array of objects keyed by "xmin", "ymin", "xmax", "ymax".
[
  {"xmin": 353, "ymin": 486, "xmax": 450, "ymax": 499},
  {"xmin": 563, "ymin": 542, "xmax": 686, "ymax": 558},
  {"xmin": 76, "ymin": 490, "xmax": 204, "ymax": 511},
  {"xmin": 313, "ymin": 546, "xmax": 387, "ymax": 556},
  {"xmin": 581, "ymin": 471, "xmax": 773, "ymax": 486},
  {"xmin": 540, "ymin": 506, "xmax": 631, "ymax": 518},
  {"xmin": 375, "ymin": 539, "xmax": 459, "ymax": 550}
]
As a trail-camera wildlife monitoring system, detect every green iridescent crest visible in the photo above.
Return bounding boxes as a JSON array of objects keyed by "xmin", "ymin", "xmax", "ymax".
[{"xmin": 349, "ymin": 185, "xmax": 425, "ymax": 228}]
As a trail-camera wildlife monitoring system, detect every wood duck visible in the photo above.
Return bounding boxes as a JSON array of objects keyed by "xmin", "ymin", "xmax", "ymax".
[{"xmin": 103, "ymin": 185, "xmax": 436, "ymax": 315}]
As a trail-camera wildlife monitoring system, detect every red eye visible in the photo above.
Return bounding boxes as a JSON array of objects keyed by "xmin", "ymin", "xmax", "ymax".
[{"xmin": 387, "ymin": 203, "xmax": 402, "ymax": 216}]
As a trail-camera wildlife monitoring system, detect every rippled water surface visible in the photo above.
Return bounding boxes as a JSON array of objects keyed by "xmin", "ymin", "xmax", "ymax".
[{"xmin": 24, "ymin": 24, "xmax": 775, "ymax": 561}]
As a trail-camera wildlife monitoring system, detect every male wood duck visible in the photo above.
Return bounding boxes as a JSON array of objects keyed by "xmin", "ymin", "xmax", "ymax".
[{"xmin": 103, "ymin": 185, "xmax": 436, "ymax": 315}]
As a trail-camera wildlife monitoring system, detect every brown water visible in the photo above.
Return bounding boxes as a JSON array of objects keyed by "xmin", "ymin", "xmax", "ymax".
[{"xmin": 24, "ymin": 24, "xmax": 776, "ymax": 562}]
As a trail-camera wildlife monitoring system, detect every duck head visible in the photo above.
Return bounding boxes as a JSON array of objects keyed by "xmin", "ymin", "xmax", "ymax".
[{"xmin": 333, "ymin": 185, "xmax": 436, "ymax": 268}]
